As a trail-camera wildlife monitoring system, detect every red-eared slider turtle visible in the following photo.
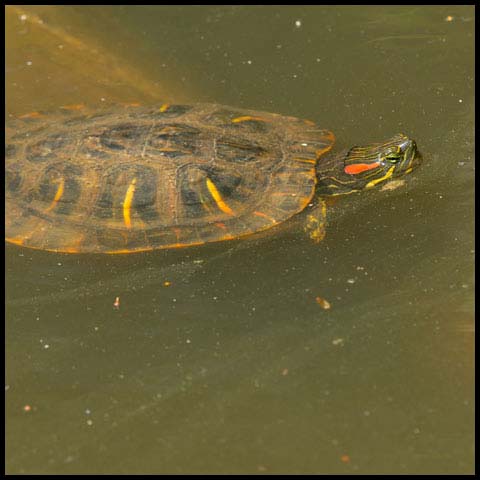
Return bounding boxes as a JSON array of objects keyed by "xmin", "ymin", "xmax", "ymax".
[{"xmin": 5, "ymin": 103, "xmax": 421, "ymax": 253}]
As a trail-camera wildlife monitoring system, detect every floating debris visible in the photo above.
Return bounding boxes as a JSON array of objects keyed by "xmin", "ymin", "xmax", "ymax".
[
  {"xmin": 113, "ymin": 296, "xmax": 120, "ymax": 309},
  {"xmin": 315, "ymin": 296, "xmax": 331, "ymax": 310}
]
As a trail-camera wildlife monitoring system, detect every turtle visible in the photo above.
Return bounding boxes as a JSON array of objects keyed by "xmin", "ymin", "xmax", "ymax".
[{"xmin": 5, "ymin": 103, "xmax": 421, "ymax": 254}]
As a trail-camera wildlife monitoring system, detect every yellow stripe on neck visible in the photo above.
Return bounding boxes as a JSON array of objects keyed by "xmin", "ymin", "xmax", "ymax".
[
  {"xmin": 206, "ymin": 178, "xmax": 234, "ymax": 215},
  {"xmin": 123, "ymin": 178, "xmax": 137, "ymax": 228},
  {"xmin": 365, "ymin": 166, "xmax": 395, "ymax": 189}
]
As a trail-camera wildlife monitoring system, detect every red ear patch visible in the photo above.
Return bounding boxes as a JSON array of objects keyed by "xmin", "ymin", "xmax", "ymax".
[{"xmin": 344, "ymin": 162, "xmax": 381, "ymax": 175}]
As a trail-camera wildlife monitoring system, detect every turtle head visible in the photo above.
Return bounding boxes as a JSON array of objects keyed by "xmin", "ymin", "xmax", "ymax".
[{"xmin": 316, "ymin": 133, "xmax": 422, "ymax": 195}]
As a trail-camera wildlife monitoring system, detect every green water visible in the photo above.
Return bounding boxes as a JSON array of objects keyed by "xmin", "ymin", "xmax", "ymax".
[{"xmin": 5, "ymin": 5, "xmax": 474, "ymax": 474}]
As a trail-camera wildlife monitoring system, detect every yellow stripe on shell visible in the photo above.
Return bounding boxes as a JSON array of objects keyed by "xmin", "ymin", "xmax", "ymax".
[
  {"xmin": 45, "ymin": 177, "xmax": 65, "ymax": 212},
  {"xmin": 295, "ymin": 158, "xmax": 316, "ymax": 165},
  {"xmin": 231, "ymin": 115, "xmax": 265, "ymax": 123},
  {"xmin": 206, "ymin": 178, "xmax": 234, "ymax": 215},
  {"xmin": 5, "ymin": 236, "xmax": 25, "ymax": 246},
  {"xmin": 123, "ymin": 178, "xmax": 137, "ymax": 228},
  {"xmin": 253, "ymin": 211, "xmax": 277, "ymax": 224}
]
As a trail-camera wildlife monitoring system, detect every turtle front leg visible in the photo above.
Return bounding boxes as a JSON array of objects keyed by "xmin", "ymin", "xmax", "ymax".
[{"xmin": 304, "ymin": 199, "xmax": 327, "ymax": 243}]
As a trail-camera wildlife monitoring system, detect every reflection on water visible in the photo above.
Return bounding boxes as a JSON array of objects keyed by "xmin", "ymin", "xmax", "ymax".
[
  {"xmin": 6, "ymin": 5, "xmax": 474, "ymax": 475},
  {"xmin": 5, "ymin": 5, "xmax": 193, "ymax": 114}
]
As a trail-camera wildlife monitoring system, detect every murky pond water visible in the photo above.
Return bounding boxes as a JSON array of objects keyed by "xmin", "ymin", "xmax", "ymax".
[{"xmin": 5, "ymin": 5, "xmax": 474, "ymax": 474}]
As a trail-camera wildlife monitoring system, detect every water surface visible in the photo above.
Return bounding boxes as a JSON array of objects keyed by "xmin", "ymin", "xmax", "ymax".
[{"xmin": 6, "ymin": 5, "xmax": 474, "ymax": 474}]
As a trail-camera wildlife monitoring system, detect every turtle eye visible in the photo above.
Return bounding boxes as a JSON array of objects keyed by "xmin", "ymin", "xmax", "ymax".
[{"xmin": 384, "ymin": 150, "xmax": 402, "ymax": 164}]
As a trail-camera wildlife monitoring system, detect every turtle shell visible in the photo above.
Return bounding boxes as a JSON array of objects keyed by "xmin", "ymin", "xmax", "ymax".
[{"xmin": 5, "ymin": 103, "xmax": 335, "ymax": 253}]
